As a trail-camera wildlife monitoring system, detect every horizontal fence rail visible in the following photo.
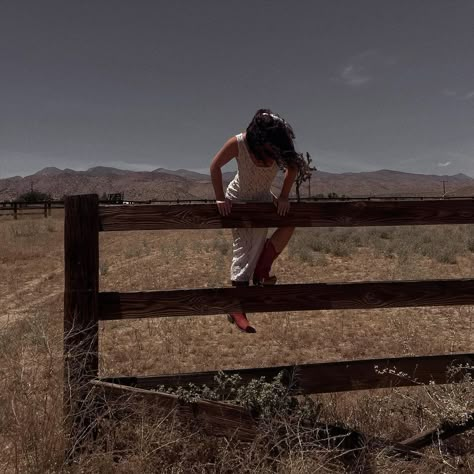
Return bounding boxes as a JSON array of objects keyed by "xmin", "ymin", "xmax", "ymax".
[
  {"xmin": 99, "ymin": 278, "xmax": 474, "ymax": 320},
  {"xmin": 99, "ymin": 199, "xmax": 474, "ymax": 231},
  {"xmin": 101, "ymin": 353, "xmax": 474, "ymax": 394}
]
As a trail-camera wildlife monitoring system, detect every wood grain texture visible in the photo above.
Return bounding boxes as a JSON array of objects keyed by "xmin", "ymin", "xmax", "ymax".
[
  {"xmin": 398, "ymin": 412, "xmax": 474, "ymax": 451},
  {"xmin": 64, "ymin": 194, "xmax": 100, "ymax": 376},
  {"xmin": 91, "ymin": 380, "xmax": 257, "ymax": 441},
  {"xmin": 98, "ymin": 278, "xmax": 474, "ymax": 320},
  {"xmin": 99, "ymin": 199, "xmax": 474, "ymax": 231},
  {"xmin": 64, "ymin": 194, "xmax": 100, "ymax": 454},
  {"xmin": 101, "ymin": 353, "xmax": 474, "ymax": 394}
]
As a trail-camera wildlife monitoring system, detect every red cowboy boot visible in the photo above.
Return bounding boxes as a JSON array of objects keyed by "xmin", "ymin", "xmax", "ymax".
[
  {"xmin": 227, "ymin": 281, "xmax": 256, "ymax": 333},
  {"xmin": 227, "ymin": 313, "xmax": 256, "ymax": 333},
  {"xmin": 253, "ymin": 239, "xmax": 279, "ymax": 286}
]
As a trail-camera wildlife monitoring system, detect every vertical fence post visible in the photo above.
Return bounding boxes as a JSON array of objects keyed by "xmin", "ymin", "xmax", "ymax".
[
  {"xmin": 13, "ymin": 202, "xmax": 17, "ymax": 220},
  {"xmin": 48, "ymin": 201, "xmax": 52, "ymax": 216},
  {"xmin": 64, "ymin": 194, "xmax": 99, "ymax": 456},
  {"xmin": 44, "ymin": 202, "xmax": 47, "ymax": 218}
]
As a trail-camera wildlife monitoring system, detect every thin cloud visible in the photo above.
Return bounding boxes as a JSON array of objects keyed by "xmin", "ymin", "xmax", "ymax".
[
  {"xmin": 437, "ymin": 161, "xmax": 452, "ymax": 167},
  {"xmin": 463, "ymin": 91, "xmax": 474, "ymax": 100},
  {"xmin": 442, "ymin": 89, "xmax": 457, "ymax": 97},
  {"xmin": 340, "ymin": 65, "xmax": 371, "ymax": 87},
  {"xmin": 338, "ymin": 50, "xmax": 395, "ymax": 88},
  {"xmin": 442, "ymin": 89, "xmax": 474, "ymax": 101}
]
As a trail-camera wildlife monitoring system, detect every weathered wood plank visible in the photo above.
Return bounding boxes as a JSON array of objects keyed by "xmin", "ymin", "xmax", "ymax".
[
  {"xmin": 98, "ymin": 279, "xmax": 474, "ymax": 320},
  {"xmin": 398, "ymin": 412, "xmax": 474, "ymax": 451},
  {"xmin": 99, "ymin": 199, "xmax": 474, "ymax": 231},
  {"xmin": 64, "ymin": 194, "xmax": 100, "ymax": 456},
  {"xmin": 64, "ymin": 194, "xmax": 100, "ymax": 375},
  {"xmin": 90, "ymin": 380, "xmax": 376, "ymax": 453},
  {"xmin": 100, "ymin": 353, "xmax": 474, "ymax": 394},
  {"xmin": 91, "ymin": 380, "xmax": 257, "ymax": 441}
]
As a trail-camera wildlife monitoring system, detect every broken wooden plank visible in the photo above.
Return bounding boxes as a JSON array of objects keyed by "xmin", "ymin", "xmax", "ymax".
[
  {"xmin": 91, "ymin": 380, "xmax": 257, "ymax": 441},
  {"xmin": 399, "ymin": 412, "xmax": 474, "ymax": 451},
  {"xmin": 100, "ymin": 353, "xmax": 474, "ymax": 395}
]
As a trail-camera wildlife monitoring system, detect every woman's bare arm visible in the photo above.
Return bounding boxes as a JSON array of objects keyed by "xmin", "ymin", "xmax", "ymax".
[
  {"xmin": 280, "ymin": 166, "xmax": 298, "ymax": 198},
  {"xmin": 210, "ymin": 136, "xmax": 238, "ymax": 215},
  {"xmin": 274, "ymin": 166, "xmax": 298, "ymax": 216}
]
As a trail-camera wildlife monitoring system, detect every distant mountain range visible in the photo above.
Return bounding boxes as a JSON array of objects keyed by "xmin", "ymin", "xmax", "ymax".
[{"xmin": 0, "ymin": 166, "xmax": 473, "ymax": 201}]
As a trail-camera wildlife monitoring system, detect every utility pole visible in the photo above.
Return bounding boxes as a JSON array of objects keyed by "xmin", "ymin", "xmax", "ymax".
[{"xmin": 441, "ymin": 180, "xmax": 448, "ymax": 197}]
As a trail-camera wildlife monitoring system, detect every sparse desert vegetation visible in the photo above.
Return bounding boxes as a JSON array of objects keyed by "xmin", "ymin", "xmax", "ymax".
[{"xmin": 0, "ymin": 211, "xmax": 473, "ymax": 472}]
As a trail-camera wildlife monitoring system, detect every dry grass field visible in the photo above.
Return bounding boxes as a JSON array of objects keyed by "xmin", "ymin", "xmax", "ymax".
[{"xmin": 0, "ymin": 210, "xmax": 473, "ymax": 472}]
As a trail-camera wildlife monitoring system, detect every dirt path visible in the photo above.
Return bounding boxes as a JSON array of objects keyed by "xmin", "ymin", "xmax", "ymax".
[{"xmin": 0, "ymin": 268, "xmax": 63, "ymax": 326}]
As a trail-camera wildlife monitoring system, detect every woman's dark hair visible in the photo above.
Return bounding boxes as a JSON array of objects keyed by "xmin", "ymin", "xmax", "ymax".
[
  {"xmin": 246, "ymin": 109, "xmax": 314, "ymax": 197},
  {"xmin": 246, "ymin": 109, "xmax": 296, "ymax": 164}
]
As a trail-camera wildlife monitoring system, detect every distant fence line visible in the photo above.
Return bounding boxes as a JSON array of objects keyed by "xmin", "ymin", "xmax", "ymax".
[
  {"xmin": 3, "ymin": 194, "xmax": 474, "ymax": 207},
  {"xmin": 2, "ymin": 194, "xmax": 474, "ymax": 219},
  {"xmin": 0, "ymin": 201, "xmax": 56, "ymax": 219}
]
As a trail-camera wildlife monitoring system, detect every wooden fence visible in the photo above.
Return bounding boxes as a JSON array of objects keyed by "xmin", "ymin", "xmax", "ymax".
[
  {"xmin": 64, "ymin": 194, "xmax": 474, "ymax": 446},
  {"xmin": 0, "ymin": 200, "xmax": 58, "ymax": 218}
]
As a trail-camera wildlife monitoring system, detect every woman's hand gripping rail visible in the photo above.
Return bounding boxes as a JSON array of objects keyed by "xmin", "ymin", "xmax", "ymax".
[{"xmin": 272, "ymin": 165, "xmax": 297, "ymax": 216}]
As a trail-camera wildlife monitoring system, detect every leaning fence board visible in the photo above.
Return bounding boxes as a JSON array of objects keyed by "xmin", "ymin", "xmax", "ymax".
[
  {"xmin": 91, "ymin": 381, "xmax": 394, "ymax": 455},
  {"xmin": 99, "ymin": 278, "xmax": 474, "ymax": 320},
  {"xmin": 398, "ymin": 412, "xmax": 474, "ymax": 451},
  {"xmin": 100, "ymin": 353, "xmax": 474, "ymax": 394},
  {"xmin": 91, "ymin": 380, "xmax": 257, "ymax": 441},
  {"xmin": 99, "ymin": 199, "xmax": 474, "ymax": 231}
]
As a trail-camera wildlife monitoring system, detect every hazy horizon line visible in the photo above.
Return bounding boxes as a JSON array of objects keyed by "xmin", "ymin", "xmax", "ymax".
[{"xmin": 1, "ymin": 164, "xmax": 472, "ymax": 180}]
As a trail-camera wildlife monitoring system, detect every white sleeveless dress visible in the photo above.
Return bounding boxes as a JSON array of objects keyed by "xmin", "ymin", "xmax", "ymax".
[{"xmin": 225, "ymin": 133, "xmax": 278, "ymax": 282}]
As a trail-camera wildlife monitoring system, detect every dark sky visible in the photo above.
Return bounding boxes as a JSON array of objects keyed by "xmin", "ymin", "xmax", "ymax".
[{"xmin": 1, "ymin": 0, "xmax": 473, "ymax": 177}]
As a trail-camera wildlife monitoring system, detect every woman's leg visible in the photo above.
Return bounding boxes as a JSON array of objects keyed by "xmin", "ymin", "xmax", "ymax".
[
  {"xmin": 269, "ymin": 226, "xmax": 295, "ymax": 253},
  {"xmin": 228, "ymin": 228, "xmax": 259, "ymax": 333},
  {"xmin": 253, "ymin": 226, "xmax": 295, "ymax": 285},
  {"xmin": 228, "ymin": 280, "xmax": 256, "ymax": 333}
]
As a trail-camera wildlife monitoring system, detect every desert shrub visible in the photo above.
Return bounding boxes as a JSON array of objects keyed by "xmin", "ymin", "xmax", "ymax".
[
  {"xmin": 326, "ymin": 239, "xmax": 350, "ymax": 257},
  {"xmin": 378, "ymin": 230, "xmax": 392, "ymax": 240},
  {"xmin": 9, "ymin": 221, "xmax": 42, "ymax": 238},
  {"xmin": 369, "ymin": 225, "xmax": 473, "ymax": 264},
  {"xmin": 8, "ymin": 219, "xmax": 61, "ymax": 239},
  {"xmin": 16, "ymin": 190, "xmax": 51, "ymax": 202},
  {"xmin": 468, "ymin": 238, "xmax": 474, "ymax": 253},
  {"xmin": 212, "ymin": 236, "xmax": 230, "ymax": 256},
  {"xmin": 46, "ymin": 220, "xmax": 58, "ymax": 232},
  {"xmin": 100, "ymin": 260, "xmax": 110, "ymax": 276},
  {"xmin": 434, "ymin": 246, "xmax": 458, "ymax": 264},
  {"xmin": 289, "ymin": 229, "xmax": 361, "ymax": 261},
  {"xmin": 295, "ymin": 247, "xmax": 314, "ymax": 264},
  {"xmin": 124, "ymin": 239, "xmax": 152, "ymax": 259},
  {"xmin": 159, "ymin": 371, "xmax": 321, "ymax": 420}
]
